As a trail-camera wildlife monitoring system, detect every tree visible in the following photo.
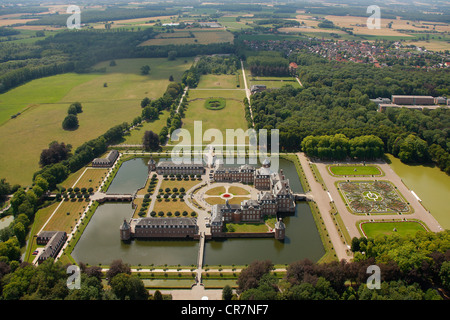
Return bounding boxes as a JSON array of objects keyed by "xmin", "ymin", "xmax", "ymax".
[
  {"xmin": 141, "ymin": 97, "xmax": 151, "ymax": 108},
  {"xmin": 109, "ymin": 273, "xmax": 148, "ymax": 300},
  {"xmin": 143, "ymin": 130, "xmax": 160, "ymax": 151},
  {"xmin": 169, "ymin": 75, "xmax": 174, "ymax": 81},
  {"xmin": 106, "ymin": 259, "xmax": 131, "ymax": 283},
  {"xmin": 237, "ymin": 260, "xmax": 273, "ymax": 293},
  {"xmin": 71, "ymin": 102, "xmax": 83, "ymax": 113},
  {"xmin": 39, "ymin": 141, "xmax": 71, "ymax": 167},
  {"xmin": 222, "ymin": 285, "xmax": 233, "ymax": 300},
  {"xmin": 62, "ymin": 114, "xmax": 79, "ymax": 130},
  {"xmin": 140, "ymin": 65, "xmax": 150, "ymax": 75},
  {"xmin": 168, "ymin": 50, "xmax": 177, "ymax": 61},
  {"xmin": 153, "ymin": 289, "xmax": 163, "ymax": 300}
]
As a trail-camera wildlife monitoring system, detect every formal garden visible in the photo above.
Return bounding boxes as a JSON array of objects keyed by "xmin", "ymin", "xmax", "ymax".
[{"xmin": 337, "ymin": 180, "xmax": 411, "ymax": 214}]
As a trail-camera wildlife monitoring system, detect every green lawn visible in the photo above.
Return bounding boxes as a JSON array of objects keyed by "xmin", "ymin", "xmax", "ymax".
[
  {"xmin": 329, "ymin": 165, "xmax": 382, "ymax": 176},
  {"xmin": 196, "ymin": 74, "xmax": 240, "ymax": 89},
  {"xmin": 122, "ymin": 111, "xmax": 170, "ymax": 145},
  {"xmin": 361, "ymin": 221, "xmax": 427, "ymax": 238},
  {"xmin": 176, "ymin": 89, "xmax": 248, "ymax": 145},
  {"xmin": 0, "ymin": 57, "xmax": 194, "ymax": 186}
]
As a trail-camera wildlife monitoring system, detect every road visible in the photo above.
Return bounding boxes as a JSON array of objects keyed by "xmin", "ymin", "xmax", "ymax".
[{"xmin": 240, "ymin": 60, "xmax": 254, "ymax": 127}]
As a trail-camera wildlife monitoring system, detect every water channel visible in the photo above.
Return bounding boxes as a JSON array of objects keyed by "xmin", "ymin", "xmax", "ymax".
[{"xmin": 71, "ymin": 156, "xmax": 325, "ymax": 266}]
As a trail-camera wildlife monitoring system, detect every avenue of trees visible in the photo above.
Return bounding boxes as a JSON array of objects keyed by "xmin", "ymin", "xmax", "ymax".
[{"xmin": 236, "ymin": 230, "xmax": 449, "ymax": 300}]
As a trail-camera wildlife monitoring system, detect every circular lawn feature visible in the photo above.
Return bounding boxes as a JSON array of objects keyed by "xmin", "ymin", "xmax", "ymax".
[{"xmin": 204, "ymin": 97, "xmax": 226, "ymax": 110}]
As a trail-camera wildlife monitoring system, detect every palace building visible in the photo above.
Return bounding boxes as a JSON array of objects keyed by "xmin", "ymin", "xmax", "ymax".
[
  {"xmin": 120, "ymin": 217, "xmax": 199, "ymax": 241},
  {"xmin": 210, "ymin": 160, "xmax": 295, "ymax": 237}
]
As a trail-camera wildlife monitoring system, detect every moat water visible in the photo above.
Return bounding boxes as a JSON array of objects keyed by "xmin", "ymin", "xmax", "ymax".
[
  {"xmin": 387, "ymin": 154, "xmax": 450, "ymax": 230},
  {"xmin": 71, "ymin": 156, "xmax": 325, "ymax": 266}
]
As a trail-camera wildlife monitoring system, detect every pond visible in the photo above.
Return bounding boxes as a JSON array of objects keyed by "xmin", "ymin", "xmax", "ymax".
[{"xmin": 72, "ymin": 156, "xmax": 326, "ymax": 266}]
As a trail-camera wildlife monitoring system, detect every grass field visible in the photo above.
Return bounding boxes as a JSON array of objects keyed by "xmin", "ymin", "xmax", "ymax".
[
  {"xmin": 248, "ymin": 77, "xmax": 300, "ymax": 90},
  {"xmin": 360, "ymin": 221, "xmax": 427, "ymax": 238},
  {"xmin": 61, "ymin": 168, "xmax": 109, "ymax": 191},
  {"xmin": 328, "ymin": 165, "xmax": 382, "ymax": 176},
  {"xmin": 152, "ymin": 199, "xmax": 193, "ymax": 216},
  {"xmin": 42, "ymin": 199, "xmax": 88, "ymax": 233},
  {"xmin": 176, "ymin": 89, "xmax": 248, "ymax": 144},
  {"xmin": 122, "ymin": 111, "xmax": 170, "ymax": 145},
  {"xmin": 139, "ymin": 29, "xmax": 233, "ymax": 46},
  {"xmin": 205, "ymin": 186, "xmax": 226, "ymax": 195},
  {"xmin": 196, "ymin": 74, "xmax": 240, "ymax": 89},
  {"xmin": 159, "ymin": 179, "xmax": 201, "ymax": 192},
  {"xmin": 0, "ymin": 57, "xmax": 194, "ymax": 186}
]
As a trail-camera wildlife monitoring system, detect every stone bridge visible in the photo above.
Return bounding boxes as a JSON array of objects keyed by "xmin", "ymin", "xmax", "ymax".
[
  {"xmin": 293, "ymin": 193, "xmax": 314, "ymax": 202},
  {"xmin": 91, "ymin": 192, "xmax": 133, "ymax": 203}
]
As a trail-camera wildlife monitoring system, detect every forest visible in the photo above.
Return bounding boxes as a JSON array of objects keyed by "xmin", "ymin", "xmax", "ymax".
[
  {"xmin": 0, "ymin": 28, "xmax": 234, "ymax": 93},
  {"xmin": 249, "ymin": 51, "xmax": 450, "ymax": 173},
  {"xmin": 236, "ymin": 230, "xmax": 450, "ymax": 300}
]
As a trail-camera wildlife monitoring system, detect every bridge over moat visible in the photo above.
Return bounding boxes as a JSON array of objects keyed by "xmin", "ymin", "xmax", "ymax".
[{"xmin": 293, "ymin": 192, "xmax": 314, "ymax": 202}]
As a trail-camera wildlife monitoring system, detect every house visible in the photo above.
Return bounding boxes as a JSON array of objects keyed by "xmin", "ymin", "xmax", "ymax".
[
  {"xmin": 36, "ymin": 231, "xmax": 67, "ymax": 264},
  {"xmin": 250, "ymin": 85, "xmax": 266, "ymax": 94},
  {"xmin": 92, "ymin": 150, "xmax": 119, "ymax": 167}
]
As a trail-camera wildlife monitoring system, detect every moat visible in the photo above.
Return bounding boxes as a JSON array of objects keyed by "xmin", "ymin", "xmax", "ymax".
[{"xmin": 71, "ymin": 156, "xmax": 325, "ymax": 266}]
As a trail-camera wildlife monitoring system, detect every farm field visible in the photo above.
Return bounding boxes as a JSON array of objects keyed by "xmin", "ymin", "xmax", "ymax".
[
  {"xmin": 174, "ymin": 89, "xmax": 248, "ymax": 145},
  {"xmin": 139, "ymin": 29, "xmax": 233, "ymax": 46},
  {"xmin": 360, "ymin": 221, "xmax": 427, "ymax": 238},
  {"xmin": 0, "ymin": 57, "xmax": 194, "ymax": 186}
]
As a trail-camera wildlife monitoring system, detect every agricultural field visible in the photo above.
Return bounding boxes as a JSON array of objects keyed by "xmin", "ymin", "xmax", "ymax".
[
  {"xmin": 0, "ymin": 57, "xmax": 194, "ymax": 186},
  {"xmin": 139, "ymin": 29, "xmax": 234, "ymax": 46},
  {"xmin": 360, "ymin": 221, "xmax": 427, "ymax": 238}
]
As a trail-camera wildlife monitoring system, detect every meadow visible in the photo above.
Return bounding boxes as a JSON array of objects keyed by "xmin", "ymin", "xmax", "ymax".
[
  {"xmin": 139, "ymin": 29, "xmax": 233, "ymax": 46},
  {"xmin": 0, "ymin": 57, "xmax": 194, "ymax": 185},
  {"xmin": 328, "ymin": 165, "xmax": 382, "ymax": 176},
  {"xmin": 175, "ymin": 89, "xmax": 248, "ymax": 145},
  {"xmin": 360, "ymin": 221, "xmax": 427, "ymax": 238}
]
